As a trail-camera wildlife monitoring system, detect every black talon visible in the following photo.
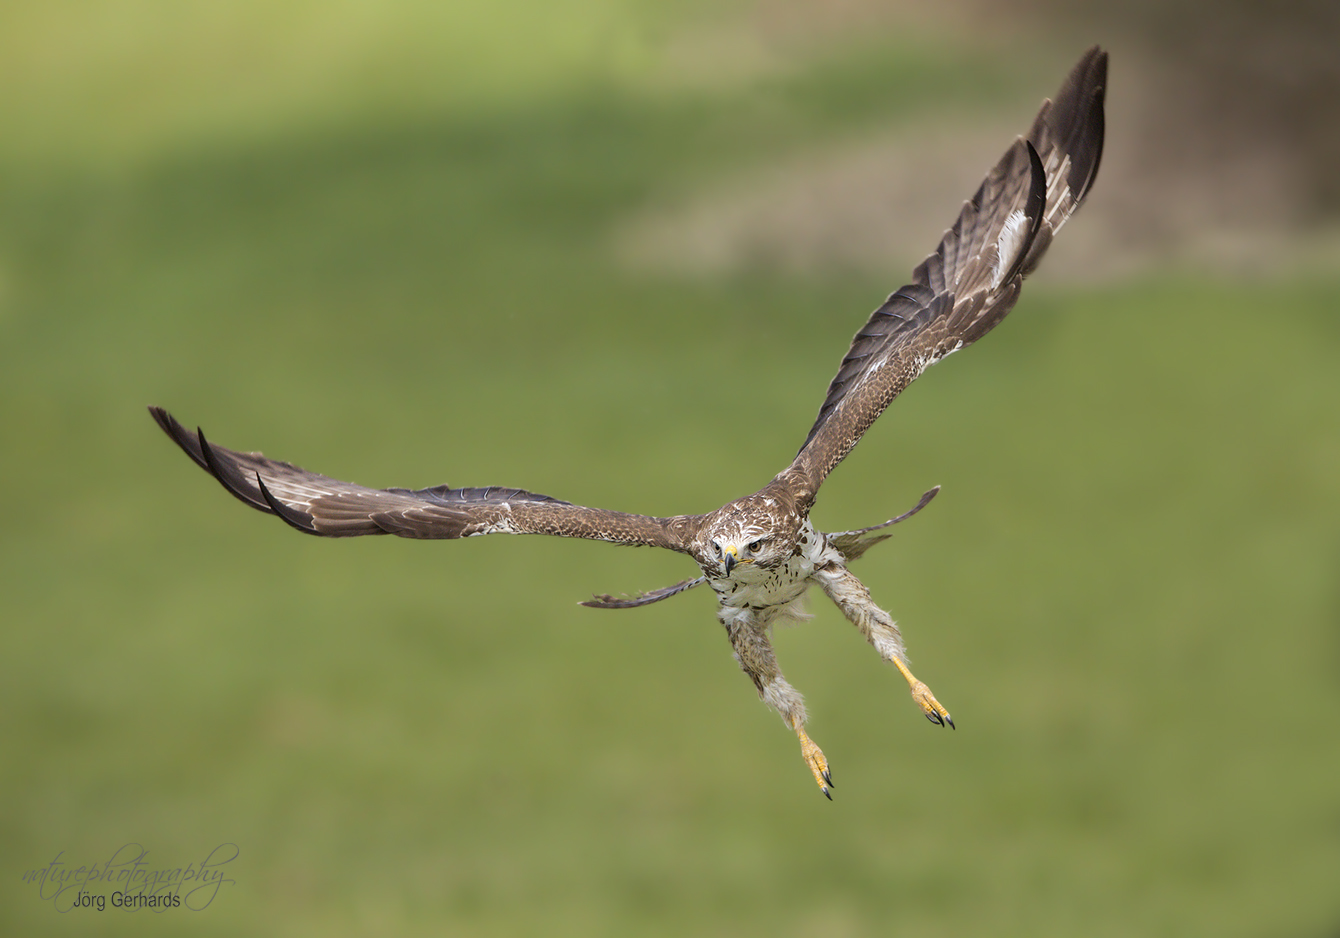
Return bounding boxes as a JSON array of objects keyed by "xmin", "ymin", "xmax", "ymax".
[
  {"xmin": 926, "ymin": 711, "xmax": 944, "ymax": 726},
  {"xmin": 944, "ymin": 714, "xmax": 955, "ymax": 730},
  {"xmin": 822, "ymin": 768, "xmax": 834, "ymax": 788},
  {"xmin": 822, "ymin": 787, "xmax": 833, "ymax": 801}
]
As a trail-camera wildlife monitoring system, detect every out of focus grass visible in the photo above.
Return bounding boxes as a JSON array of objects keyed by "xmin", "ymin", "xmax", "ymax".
[{"xmin": 1, "ymin": 6, "xmax": 1338, "ymax": 937}]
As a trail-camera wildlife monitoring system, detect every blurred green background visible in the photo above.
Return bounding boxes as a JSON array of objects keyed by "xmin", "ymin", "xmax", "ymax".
[{"xmin": 2, "ymin": 2, "xmax": 1337, "ymax": 936}]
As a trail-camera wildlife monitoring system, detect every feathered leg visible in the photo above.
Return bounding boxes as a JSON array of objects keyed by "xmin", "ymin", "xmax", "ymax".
[
  {"xmin": 719, "ymin": 604, "xmax": 834, "ymax": 798},
  {"xmin": 812, "ymin": 563, "xmax": 954, "ymax": 728}
]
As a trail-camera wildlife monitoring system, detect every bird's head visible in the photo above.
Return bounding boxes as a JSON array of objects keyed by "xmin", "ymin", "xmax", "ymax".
[{"xmin": 693, "ymin": 489, "xmax": 803, "ymax": 580}]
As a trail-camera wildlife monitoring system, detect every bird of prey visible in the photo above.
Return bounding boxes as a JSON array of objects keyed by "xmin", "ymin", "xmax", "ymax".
[{"xmin": 150, "ymin": 48, "xmax": 1106, "ymax": 799}]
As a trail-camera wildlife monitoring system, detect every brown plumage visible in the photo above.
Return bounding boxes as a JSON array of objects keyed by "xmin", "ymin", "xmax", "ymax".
[{"xmin": 151, "ymin": 48, "xmax": 1107, "ymax": 798}]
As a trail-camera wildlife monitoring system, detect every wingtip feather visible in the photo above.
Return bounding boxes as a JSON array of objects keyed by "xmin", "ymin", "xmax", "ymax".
[
  {"xmin": 255, "ymin": 473, "xmax": 322, "ymax": 535},
  {"xmin": 148, "ymin": 405, "xmax": 212, "ymax": 472},
  {"xmin": 196, "ymin": 426, "xmax": 274, "ymax": 515}
]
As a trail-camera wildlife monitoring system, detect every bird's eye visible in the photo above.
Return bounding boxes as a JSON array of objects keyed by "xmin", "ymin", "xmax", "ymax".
[
  {"xmin": 747, "ymin": 539, "xmax": 763, "ymax": 553},
  {"xmin": 712, "ymin": 542, "xmax": 722, "ymax": 557}
]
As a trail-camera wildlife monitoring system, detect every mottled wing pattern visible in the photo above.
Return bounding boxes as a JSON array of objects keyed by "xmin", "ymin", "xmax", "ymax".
[
  {"xmin": 789, "ymin": 139, "xmax": 1045, "ymax": 488},
  {"xmin": 150, "ymin": 407, "xmax": 696, "ymax": 550},
  {"xmin": 787, "ymin": 47, "xmax": 1107, "ymax": 494}
]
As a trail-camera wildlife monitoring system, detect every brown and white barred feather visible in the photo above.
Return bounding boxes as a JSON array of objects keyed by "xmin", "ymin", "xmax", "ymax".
[
  {"xmin": 786, "ymin": 47, "xmax": 1107, "ymax": 496},
  {"xmin": 150, "ymin": 407, "xmax": 697, "ymax": 551}
]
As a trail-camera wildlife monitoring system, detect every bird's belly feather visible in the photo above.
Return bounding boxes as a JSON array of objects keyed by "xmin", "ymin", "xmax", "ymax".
[{"xmin": 710, "ymin": 527, "xmax": 836, "ymax": 610}]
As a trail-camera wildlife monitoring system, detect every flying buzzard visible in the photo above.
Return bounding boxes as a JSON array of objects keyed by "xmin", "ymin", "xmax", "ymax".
[{"xmin": 151, "ymin": 48, "xmax": 1106, "ymax": 798}]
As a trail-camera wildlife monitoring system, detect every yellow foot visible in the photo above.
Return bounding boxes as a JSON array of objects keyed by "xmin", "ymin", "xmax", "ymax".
[
  {"xmin": 890, "ymin": 656, "xmax": 955, "ymax": 729},
  {"xmin": 909, "ymin": 680, "xmax": 954, "ymax": 729},
  {"xmin": 797, "ymin": 730, "xmax": 834, "ymax": 800}
]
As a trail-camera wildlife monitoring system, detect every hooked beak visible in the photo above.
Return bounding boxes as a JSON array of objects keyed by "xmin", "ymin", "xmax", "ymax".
[{"xmin": 722, "ymin": 544, "xmax": 739, "ymax": 575}]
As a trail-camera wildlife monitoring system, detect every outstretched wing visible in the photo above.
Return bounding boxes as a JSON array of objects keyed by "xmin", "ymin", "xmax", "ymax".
[
  {"xmin": 784, "ymin": 47, "xmax": 1107, "ymax": 497},
  {"xmin": 150, "ymin": 407, "xmax": 697, "ymax": 551}
]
